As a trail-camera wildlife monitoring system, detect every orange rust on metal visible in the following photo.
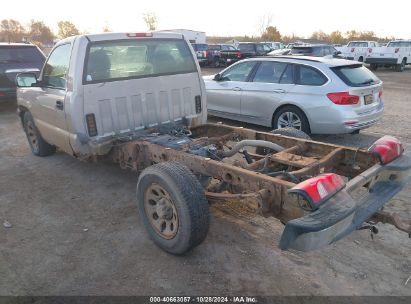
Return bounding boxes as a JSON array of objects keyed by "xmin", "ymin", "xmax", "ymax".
[
  {"xmin": 270, "ymin": 151, "xmax": 317, "ymax": 168},
  {"xmin": 290, "ymin": 147, "xmax": 345, "ymax": 177}
]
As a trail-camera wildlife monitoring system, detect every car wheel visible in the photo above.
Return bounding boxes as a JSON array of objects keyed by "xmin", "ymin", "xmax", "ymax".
[
  {"xmin": 395, "ymin": 59, "xmax": 406, "ymax": 72},
  {"xmin": 256, "ymin": 127, "xmax": 311, "ymax": 155},
  {"xmin": 370, "ymin": 63, "xmax": 378, "ymax": 71},
  {"xmin": 213, "ymin": 57, "xmax": 221, "ymax": 68},
  {"xmin": 23, "ymin": 112, "xmax": 56, "ymax": 156},
  {"xmin": 273, "ymin": 106, "xmax": 310, "ymax": 134},
  {"xmin": 136, "ymin": 162, "xmax": 210, "ymax": 255}
]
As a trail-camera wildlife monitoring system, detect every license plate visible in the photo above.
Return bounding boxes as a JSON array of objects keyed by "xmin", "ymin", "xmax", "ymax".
[{"xmin": 364, "ymin": 94, "xmax": 374, "ymax": 105}]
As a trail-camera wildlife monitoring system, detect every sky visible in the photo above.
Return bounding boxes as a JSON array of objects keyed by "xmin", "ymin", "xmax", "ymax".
[{"xmin": 2, "ymin": 0, "xmax": 410, "ymax": 39}]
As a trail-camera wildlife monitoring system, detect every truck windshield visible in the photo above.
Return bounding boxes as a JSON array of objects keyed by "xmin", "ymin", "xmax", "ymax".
[
  {"xmin": 84, "ymin": 39, "xmax": 197, "ymax": 83},
  {"xmin": 331, "ymin": 64, "xmax": 381, "ymax": 87},
  {"xmin": 0, "ymin": 46, "xmax": 45, "ymax": 63}
]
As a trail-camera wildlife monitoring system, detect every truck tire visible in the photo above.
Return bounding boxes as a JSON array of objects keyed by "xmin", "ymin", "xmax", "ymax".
[
  {"xmin": 23, "ymin": 112, "xmax": 56, "ymax": 156},
  {"xmin": 213, "ymin": 57, "xmax": 221, "ymax": 68},
  {"xmin": 136, "ymin": 162, "xmax": 210, "ymax": 255},
  {"xmin": 358, "ymin": 56, "xmax": 364, "ymax": 62},
  {"xmin": 395, "ymin": 59, "xmax": 406, "ymax": 72},
  {"xmin": 370, "ymin": 63, "xmax": 378, "ymax": 71},
  {"xmin": 256, "ymin": 127, "xmax": 311, "ymax": 155}
]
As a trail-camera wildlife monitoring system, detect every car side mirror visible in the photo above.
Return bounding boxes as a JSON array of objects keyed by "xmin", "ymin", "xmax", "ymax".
[
  {"xmin": 214, "ymin": 73, "xmax": 223, "ymax": 81},
  {"xmin": 16, "ymin": 73, "xmax": 38, "ymax": 87}
]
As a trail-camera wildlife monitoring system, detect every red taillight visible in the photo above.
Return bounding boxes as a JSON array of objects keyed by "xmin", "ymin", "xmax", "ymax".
[
  {"xmin": 289, "ymin": 173, "xmax": 345, "ymax": 210},
  {"xmin": 327, "ymin": 92, "xmax": 359, "ymax": 105},
  {"xmin": 127, "ymin": 32, "xmax": 153, "ymax": 38},
  {"xmin": 368, "ymin": 48, "xmax": 372, "ymax": 53},
  {"xmin": 204, "ymin": 50, "xmax": 208, "ymax": 57},
  {"xmin": 236, "ymin": 51, "xmax": 242, "ymax": 59},
  {"xmin": 368, "ymin": 135, "xmax": 404, "ymax": 165},
  {"xmin": 0, "ymin": 92, "xmax": 6, "ymax": 97},
  {"xmin": 395, "ymin": 48, "xmax": 400, "ymax": 53},
  {"xmin": 379, "ymin": 90, "xmax": 383, "ymax": 98},
  {"xmin": 351, "ymin": 48, "xmax": 355, "ymax": 52}
]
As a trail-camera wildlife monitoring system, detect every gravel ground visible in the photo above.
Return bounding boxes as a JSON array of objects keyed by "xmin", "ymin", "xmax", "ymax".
[{"xmin": 0, "ymin": 66, "xmax": 410, "ymax": 296}]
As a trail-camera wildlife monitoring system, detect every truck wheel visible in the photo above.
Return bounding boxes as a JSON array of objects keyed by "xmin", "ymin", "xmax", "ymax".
[
  {"xmin": 256, "ymin": 127, "xmax": 311, "ymax": 155},
  {"xmin": 23, "ymin": 112, "xmax": 56, "ymax": 156},
  {"xmin": 136, "ymin": 162, "xmax": 210, "ymax": 255},
  {"xmin": 358, "ymin": 56, "xmax": 364, "ymax": 62},
  {"xmin": 395, "ymin": 59, "xmax": 406, "ymax": 72},
  {"xmin": 213, "ymin": 57, "xmax": 221, "ymax": 68},
  {"xmin": 370, "ymin": 63, "xmax": 378, "ymax": 71}
]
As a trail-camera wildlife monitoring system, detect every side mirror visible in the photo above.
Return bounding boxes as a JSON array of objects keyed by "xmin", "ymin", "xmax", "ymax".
[
  {"xmin": 214, "ymin": 73, "xmax": 222, "ymax": 81},
  {"xmin": 16, "ymin": 73, "xmax": 38, "ymax": 87}
]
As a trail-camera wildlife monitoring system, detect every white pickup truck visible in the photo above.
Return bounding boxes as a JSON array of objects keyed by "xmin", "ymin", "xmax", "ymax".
[
  {"xmin": 365, "ymin": 40, "xmax": 411, "ymax": 72},
  {"xmin": 14, "ymin": 32, "xmax": 411, "ymax": 255},
  {"xmin": 336, "ymin": 41, "xmax": 379, "ymax": 62}
]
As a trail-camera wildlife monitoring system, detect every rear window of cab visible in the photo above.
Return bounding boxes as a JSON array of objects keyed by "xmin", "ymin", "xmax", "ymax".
[
  {"xmin": 331, "ymin": 64, "xmax": 381, "ymax": 87},
  {"xmin": 84, "ymin": 39, "xmax": 197, "ymax": 84}
]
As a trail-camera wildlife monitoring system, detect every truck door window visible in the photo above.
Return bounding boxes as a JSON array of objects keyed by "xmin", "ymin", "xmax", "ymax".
[
  {"xmin": 84, "ymin": 39, "xmax": 197, "ymax": 83},
  {"xmin": 42, "ymin": 43, "xmax": 71, "ymax": 89}
]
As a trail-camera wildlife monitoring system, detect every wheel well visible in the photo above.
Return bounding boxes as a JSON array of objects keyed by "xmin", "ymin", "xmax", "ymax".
[
  {"xmin": 272, "ymin": 104, "xmax": 311, "ymax": 132},
  {"xmin": 17, "ymin": 105, "xmax": 29, "ymax": 125},
  {"xmin": 402, "ymin": 57, "xmax": 407, "ymax": 64}
]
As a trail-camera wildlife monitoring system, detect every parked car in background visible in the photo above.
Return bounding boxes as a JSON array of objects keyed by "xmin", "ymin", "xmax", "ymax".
[
  {"xmin": 191, "ymin": 43, "xmax": 208, "ymax": 66},
  {"xmin": 365, "ymin": 40, "xmax": 411, "ymax": 72},
  {"xmin": 206, "ymin": 44, "xmax": 238, "ymax": 67},
  {"xmin": 0, "ymin": 43, "xmax": 45, "ymax": 100},
  {"xmin": 262, "ymin": 41, "xmax": 285, "ymax": 50},
  {"xmin": 289, "ymin": 44, "xmax": 343, "ymax": 58},
  {"xmin": 268, "ymin": 48, "xmax": 291, "ymax": 56},
  {"xmin": 336, "ymin": 41, "xmax": 379, "ymax": 62},
  {"xmin": 237, "ymin": 42, "xmax": 271, "ymax": 58},
  {"xmin": 204, "ymin": 56, "xmax": 384, "ymax": 134}
]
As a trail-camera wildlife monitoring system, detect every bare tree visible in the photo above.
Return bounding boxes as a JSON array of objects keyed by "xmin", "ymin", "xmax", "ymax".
[
  {"xmin": 257, "ymin": 14, "xmax": 273, "ymax": 37},
  {"xmin": 143, "ymin": 13, "xmax": 157, "ymax": 31}
]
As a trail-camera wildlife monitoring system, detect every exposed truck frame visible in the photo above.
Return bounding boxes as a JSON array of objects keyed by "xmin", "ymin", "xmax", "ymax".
[{"xmin": 104, "ymin": 122, "xmax": 411, "ymax": 253}]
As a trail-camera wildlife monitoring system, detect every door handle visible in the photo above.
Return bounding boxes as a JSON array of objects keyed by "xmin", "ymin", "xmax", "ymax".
[
  {"xmin": 232, "ymin": 87, "xmax": 242, "ymax": 91},
  {"xmin": 273, "ymin": 89, "xmax": 286, "ymax": 94},
  {"xmin": 56, "ymin": 100, "xmax": 64, "ymax": 110}
]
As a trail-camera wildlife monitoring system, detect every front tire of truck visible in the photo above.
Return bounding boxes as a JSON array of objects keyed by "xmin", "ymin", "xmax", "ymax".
[
  {"xmin": 23, "ymin": 112, "xmax": 56, "ymax": 157},
  {"xmin": 370, "ymin": 63, "xmax": 378, "ymax": 71},
  {"xmin": 136, "ymin": 162, "xmax": 210, "ymax": 255}
]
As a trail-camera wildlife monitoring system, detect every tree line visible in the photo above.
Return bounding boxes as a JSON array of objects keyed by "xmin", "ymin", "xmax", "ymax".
[
  {"xmin": 1, "ymin": 18, "xmax": 397, "ymax": 48},
  {"xmin": 0, "ymin": 19, "xmax": 82, "ymax": 46}
]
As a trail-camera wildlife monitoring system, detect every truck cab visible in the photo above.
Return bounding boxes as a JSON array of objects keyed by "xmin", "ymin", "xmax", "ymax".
[{"xmin": 16, "ymin": 32, "xmax": 207, "ymax": 158}]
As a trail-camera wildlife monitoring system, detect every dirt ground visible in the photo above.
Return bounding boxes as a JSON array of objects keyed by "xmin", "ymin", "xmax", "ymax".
[{"xmin": 0, "ymin": 67, "xmax": 411, "ymax": 296}]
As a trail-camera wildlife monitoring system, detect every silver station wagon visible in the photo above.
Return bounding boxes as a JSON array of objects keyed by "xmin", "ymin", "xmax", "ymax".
[{"xmin": 204, "ymin": 56, "xmax": 384, "ymax": 134}]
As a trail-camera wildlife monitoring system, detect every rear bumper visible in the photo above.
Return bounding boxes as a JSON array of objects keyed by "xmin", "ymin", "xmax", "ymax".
[
  {"xmin": 365, "ymin": 58, "xmax": 398, "ymax": 65},
  {"xmin": 280, "ymin": 152, "xmax": 411, "ymax": 251}
]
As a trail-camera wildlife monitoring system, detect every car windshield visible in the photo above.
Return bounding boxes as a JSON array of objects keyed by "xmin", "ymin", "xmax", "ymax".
[
  {"xmin": 290, "ymin": 47, "xmax": 313, "ymax": 54},
  {"xmin": 331, "ymin": 64, "xmax": 381, "ymax": 87},
  {"xmin": 387, "ymin": 41, "xmax": 411, "ymax": 47},
  {"xmin": 239, "ymin": 44, "xmax": 255, "ymax": 52},
  {"xmin": 192, "ymin": 44, "xmax": 208, "ymax": 51},
  {"xmin": 0, "ymin": 46, "xmax": 44, "ymax": 63},
  {"xmin": 348, "ymin": 42, "xmax": 368, "ymax": 47}
]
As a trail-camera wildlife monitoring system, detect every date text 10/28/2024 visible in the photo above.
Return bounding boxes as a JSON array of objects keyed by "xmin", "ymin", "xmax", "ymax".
[{"xmin": 149, "ymin": 297, "xmax": 258, "ymax": 303}]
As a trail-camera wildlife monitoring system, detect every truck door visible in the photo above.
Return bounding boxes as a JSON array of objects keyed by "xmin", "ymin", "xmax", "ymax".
[{"xmin": 30, "ymin": 43, "xmax": 72, "ymax": 153}]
